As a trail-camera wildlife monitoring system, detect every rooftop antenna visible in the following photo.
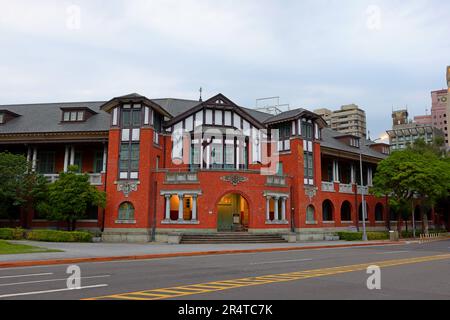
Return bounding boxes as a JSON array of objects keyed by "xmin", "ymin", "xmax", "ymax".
[{"xmin": 199, "ymin": 87, "xmax": 203, "ymax": 102}]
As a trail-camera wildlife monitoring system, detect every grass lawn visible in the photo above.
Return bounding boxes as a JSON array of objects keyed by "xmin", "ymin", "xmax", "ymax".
[{"xmin": 0, "ymin": 240, "xmax": 62, "ymax": 255}]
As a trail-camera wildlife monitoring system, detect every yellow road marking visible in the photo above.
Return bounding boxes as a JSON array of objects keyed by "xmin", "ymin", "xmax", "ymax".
[{"xmin": 86, "ymin": 254, "xmax": 450, "ymax": 300}]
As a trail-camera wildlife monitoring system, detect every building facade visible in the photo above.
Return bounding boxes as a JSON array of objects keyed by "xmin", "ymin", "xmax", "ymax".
[
  {"xmin": 0, "ymin": 92, "xmax": 413, "ymax": 242},
  {"xmin": 314, "ymin": 104, "xmax": 367, "ymax": 139},
  {"xmin": 388, "ymin": 109, "xmax": 444, "ymax": 151},
  {"xmin": 431, "ymin": 89, "xmax": 449, "ymax": 147}
]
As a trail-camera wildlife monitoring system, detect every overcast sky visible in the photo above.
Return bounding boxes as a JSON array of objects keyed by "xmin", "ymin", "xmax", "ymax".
[{"xmin": 0, "ymin": 0, "xmax": 449, "ymax": 139}]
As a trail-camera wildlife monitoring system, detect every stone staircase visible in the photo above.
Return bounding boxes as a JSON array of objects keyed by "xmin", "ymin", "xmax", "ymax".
[{"xmin": 180, "ymin": 233, "xmax": 288, "ymax": 244}]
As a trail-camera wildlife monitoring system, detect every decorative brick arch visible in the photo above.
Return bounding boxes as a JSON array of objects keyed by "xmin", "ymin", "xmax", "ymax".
[
  {"xmin": 214, "ymin": 190, "xmax": 253, "ymax": 210},
  {"xmin": 214, "ymin": 190, "xmax": 253, "ymax": 228}
]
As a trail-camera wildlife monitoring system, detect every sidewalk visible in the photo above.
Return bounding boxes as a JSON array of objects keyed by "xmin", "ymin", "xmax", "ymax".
[{"xmin": 0, "ymin": 240, "xmax": 401, "ymax": 268}]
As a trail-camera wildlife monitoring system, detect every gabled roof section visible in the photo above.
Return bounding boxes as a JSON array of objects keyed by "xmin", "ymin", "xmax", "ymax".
[
  {"xmin": 0, "ymin": 109, "xmax": 21, "ymax": 118},
  {"xmin": 100, "ymin": 93, "xmax": 172, "ymax": 118},
  {"xmin": 60, "ymin": 106, "xmax": 98, "ymax": 115},
  {"xmin": 264, "ymin": 108, "xmax": 328, "ymax": 127},
  {"xmin": 164, "ymin": 93, "xmax": 266, "ymax": 129}
]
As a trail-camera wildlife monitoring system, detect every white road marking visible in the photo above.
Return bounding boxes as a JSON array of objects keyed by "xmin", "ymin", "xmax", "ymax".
[
  {"xmin": 0, "ymin": 273, "xmax": 53, "ymax": 280},
  {"xmin": 0, "ymin": 284, "xmax": 108, "ymax": 299},
  {"xmin": 250, "ymin": 258, "xmax": 313, "ymax": 265},
  {"xmin": 376, "ymin": 251, "xmax": 410, "ymax": 255},
  {"xmin": 0, "ymin": 275, "xmax": 111, "ymax": 287}
]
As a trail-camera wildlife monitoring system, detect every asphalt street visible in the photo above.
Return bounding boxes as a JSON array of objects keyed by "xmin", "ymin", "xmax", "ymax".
[{"xmin": 0, "ymin": 239, "xmax": 449, "ymax": 300}]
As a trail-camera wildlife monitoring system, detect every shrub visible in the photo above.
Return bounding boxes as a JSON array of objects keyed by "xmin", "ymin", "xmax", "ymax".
[
  {"xmin": 338, "ymin": 231, "xmax": 389, "ymax": 241},
  {"xmin": 337, "ymin": 232, "xmax": 363, "ymax": 241},
  {"xmin": 25, "ymin": 230, "xmax": 92, "ymax": 243},
  {"xmin": 0, "ymin": 228, "xmax": 26, "ymax": 240},
  {"xmin": 367, "ymin": 232, "xmax": 389, "ymax": 241}
]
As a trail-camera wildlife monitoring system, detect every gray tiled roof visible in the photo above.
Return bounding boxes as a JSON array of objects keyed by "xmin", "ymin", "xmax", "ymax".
[
  {"xmin": 152, "ymin": 98, "xmax": 201, "ymax": 117},
  {"xmin": 240, "ymin": 107, "xmax": 274, "ymax": 123},
  {"xmin": 0, "ymin": 101, "xmax": 110, "ymax": 134},
  {"xmin": 321, "ymin": 128, "xmax": 387, "ymax": 159},
  {"xmin": 0, "ymin": 98, "xmax": 202, "ymax": 135},
  {"xmin": 263, "ymin": 108, "xmax": 306, "ymax": 124}
]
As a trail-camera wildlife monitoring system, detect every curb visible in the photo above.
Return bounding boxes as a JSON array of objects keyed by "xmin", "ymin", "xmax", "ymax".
[{"xmin": 0, "ymin": 241, "xmax": 403, "ymax": 269}]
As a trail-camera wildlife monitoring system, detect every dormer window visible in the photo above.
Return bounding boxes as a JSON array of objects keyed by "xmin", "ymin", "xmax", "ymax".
[
  {"xmin": 63, "ymin": 110, "xmax": 85, "ymax": 122},
  {"xmin": 350, "ymin": 138, "xmax": 360, "ymax": 148},
  {"xmin": 0, "ymin": 110, "xmax": 21, "ymax": 124}
]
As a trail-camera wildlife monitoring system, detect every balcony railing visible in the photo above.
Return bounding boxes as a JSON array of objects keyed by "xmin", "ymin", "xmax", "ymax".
[
  {"xmin": 339, "ymin": 183, "xmax": 353, "ymax": 194},
  {"xmin": 321, "ymin": 182, "xmax": 335, "ymax": 193},
  {"xmin": 266, "ymin": 175, "xmax": 287, "ymax": 187},
  {"xmin": 165, "ymin": 172, "xmax": 199, "ymax": 184},
  {"xmin": 43, "ymin": 173, "xmax": 103, "ymax": 186},
  {"xmin": 357, "ymin": 186, "xmax": 369, "ymax": 195}
]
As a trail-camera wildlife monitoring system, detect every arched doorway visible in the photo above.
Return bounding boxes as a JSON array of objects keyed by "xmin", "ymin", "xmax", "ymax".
[
  {"xmin": 322, "ymin": 200, "xmax": 334, "ymax": 222},
  {"xmin": 341, "ymin": 201, "xmax": 352, "ymax": 222},
  {"xmin": 375, "ymin": 203, "xmax": 384, "ymax": 222},
  {"xmin": 217, "ymin": 194, "xmax": 249, "ymax": 232},
  {"xmin": 359, "ymin": 203, "xmax": 369, "ymax": 221}
]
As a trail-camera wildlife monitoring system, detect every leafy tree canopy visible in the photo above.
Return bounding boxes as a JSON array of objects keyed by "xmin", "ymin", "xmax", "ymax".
[
  {"xmin": 39, "ymin": 166, "xmax": 106, "ymax": 231},
  {"xmin": 0, "ymin": 152, "xmax": 48, "ymax": 224},
  {"xmin": 373, "ymin": 139, "xmax": 450, "ymax": 215}
]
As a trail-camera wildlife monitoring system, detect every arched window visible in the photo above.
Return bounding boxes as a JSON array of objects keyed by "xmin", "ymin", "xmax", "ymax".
[
  {"xmin": 306, "ymin": 205, "xmax": 315, "ymax": 223},
  {"xmin": 359, "ymin": 203, "xmax": 369, "ymax": 221},
  {"xmin": 119, "ymin": 202, "xmax": 135, "ymax": 221},
  {"xmin": 375, "ymin": 203, "xmax": 384, "ymax": 222},
  {"xmin": 322, "ymin": 200, "xmax": 334, "ymax": 222},
  {"xmin": 341, "ymin": 201, "xmax": 352, "ymax": 221}
]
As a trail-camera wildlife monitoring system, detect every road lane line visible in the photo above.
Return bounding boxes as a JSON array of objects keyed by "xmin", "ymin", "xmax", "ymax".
[
  {"xmin": 0, "ymin": 275, "xmax": 111, "ymax": 287},
  {"xmin": 0, "ymin": 284, "xmax": 108, "ymax": 299},
  {"xmin": 250, "ymin": 258, "xmax": 313, "ymax": 265},
  {"xmin": 86, "ymin": 253, "xmax": 450, "ymax": 301},
  {"xmin": 376, "ymin": 251, "xmax": 410, "ymax": 255},
  {"xmin": 0, "ymin": 273, "xmax": 53, "ymax": 280}
]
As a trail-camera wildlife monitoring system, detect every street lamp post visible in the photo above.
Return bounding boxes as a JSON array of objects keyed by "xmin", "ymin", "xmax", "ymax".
[
  {"xmin": 359, "ymin": 146, "xmax": 368, "ymax": 241},
  {"xmin": 359, "ymin": 138, "xmax": 382, "ymax": 242}
]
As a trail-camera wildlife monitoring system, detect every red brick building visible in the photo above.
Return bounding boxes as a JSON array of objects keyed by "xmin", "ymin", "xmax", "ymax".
[{"xmin": 0, "ymin": 93, "xmax": 400, "ymax": 242}]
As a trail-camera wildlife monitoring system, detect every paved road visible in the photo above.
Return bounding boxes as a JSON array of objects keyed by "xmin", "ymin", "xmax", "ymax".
[{"xmin": 0, "ymin": 239, "xmax": 449, "ymax": 300}]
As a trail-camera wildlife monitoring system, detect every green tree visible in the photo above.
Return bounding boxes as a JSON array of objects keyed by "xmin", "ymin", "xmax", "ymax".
[
  {"xmin": 0, "ymin": 152, "xmax": 48, "ymax": 228},
  {"xmin": 373, "ymin": 139, "xmax": 450, "ymax": 235},
  {"xmin": 39, "ymin": 166, "xmax": 106, "ymax": 231}
]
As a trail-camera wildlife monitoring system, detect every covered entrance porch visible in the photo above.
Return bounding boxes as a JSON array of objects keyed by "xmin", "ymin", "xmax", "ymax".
[{"xmin": 217, "ymin": 193, "xmax": 249, "ymax": 232}]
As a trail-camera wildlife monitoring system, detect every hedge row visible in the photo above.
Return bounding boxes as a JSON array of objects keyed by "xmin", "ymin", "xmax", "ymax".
[
  {"xmin": 337, "ymin": 231, "xmax": 390, "ymax": 241},
  {"xmin": 0, "ymin": 228, "xmax": 92, "ymax": 243}
]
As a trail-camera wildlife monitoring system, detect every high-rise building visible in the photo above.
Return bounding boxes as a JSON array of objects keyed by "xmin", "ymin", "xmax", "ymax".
[
  {"xmin": 387, "ymin": 109, "xmax": 444, "ymax": 151},
  {"xmin": 314, "ymin": 108, "xmax": 332, "ymax": 126},
  {"xmin": 314, "ymin": 104, "xmax": 367, "ymax": 138},
  {"xmin": 430, "ymin": 89, "xmax": 449, "ymax": 146}
]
